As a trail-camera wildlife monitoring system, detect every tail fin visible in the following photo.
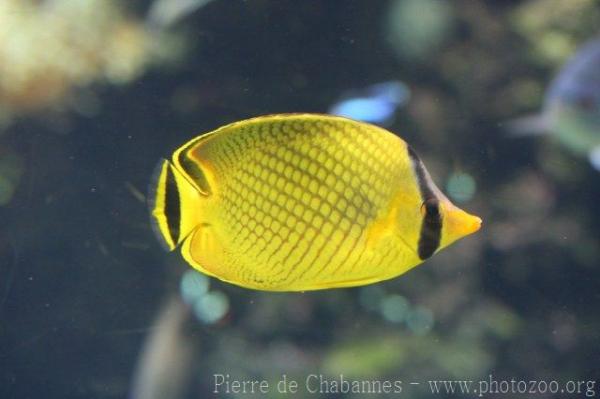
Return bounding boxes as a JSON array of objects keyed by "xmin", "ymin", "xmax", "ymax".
[{"xmin": 148, "ymin": 159, "xmax": 201, "ymax": 251}]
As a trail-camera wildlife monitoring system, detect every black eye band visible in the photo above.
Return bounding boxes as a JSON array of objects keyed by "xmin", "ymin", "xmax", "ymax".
[
  {"xmin": 407, "ymin": 146, "xmax": 442, "ymax": 260},
  {"xmin": 423, "ymin": 197, "xmax": 440, "ymax": 218}
]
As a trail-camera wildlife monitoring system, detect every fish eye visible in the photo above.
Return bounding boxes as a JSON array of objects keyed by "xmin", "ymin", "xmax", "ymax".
[{"xmin": 421, "ymin": 198, "xmax": 440, "ymax": 218}]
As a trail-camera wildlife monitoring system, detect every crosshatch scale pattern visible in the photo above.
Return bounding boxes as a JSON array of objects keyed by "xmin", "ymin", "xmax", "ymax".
[{"xmin": 185, "ymin": 115, "xmax": 421, "ymax": 290}]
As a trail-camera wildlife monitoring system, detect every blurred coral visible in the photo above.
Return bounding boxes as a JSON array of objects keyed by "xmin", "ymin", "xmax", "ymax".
[{"xmin": 0, "ymin": 0, "xmax": 162, "ymax": 127}]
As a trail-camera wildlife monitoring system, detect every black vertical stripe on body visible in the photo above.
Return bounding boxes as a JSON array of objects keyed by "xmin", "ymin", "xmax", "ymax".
[
  {"xmin": 407, "ymin": 146, "xmax": 442, "ymax": 260},
  {"xmin": 407, "ymin": 146, "xmax": 435, "ymax": 199},
  {"xmin": 165, "ymin": 165, "xmax": 181, "ymax": 245},
  {"xmin": 418, "ymin": 198, "xmax": 442, "ymax": 259}
]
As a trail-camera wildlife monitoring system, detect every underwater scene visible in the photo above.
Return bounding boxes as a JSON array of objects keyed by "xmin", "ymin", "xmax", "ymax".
[{"xmin": 1, "ymin": 0, "xmax": 600, "ymax": 398}]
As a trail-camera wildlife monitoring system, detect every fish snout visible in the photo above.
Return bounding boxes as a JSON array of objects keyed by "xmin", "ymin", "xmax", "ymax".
[{"xmin": 445, "ymin": 207, "xmax": 482, "ymax": 240}]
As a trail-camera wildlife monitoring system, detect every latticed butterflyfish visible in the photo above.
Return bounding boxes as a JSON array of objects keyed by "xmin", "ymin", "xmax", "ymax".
[{"xmin": 150, "ymin": 114, "xmax": 481, "ymax": 291}]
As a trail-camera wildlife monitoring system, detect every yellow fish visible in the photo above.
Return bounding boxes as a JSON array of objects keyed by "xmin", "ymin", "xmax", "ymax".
[{"xmin": 150, "ymin": 114, "xmax": 481, "ymax": 291}]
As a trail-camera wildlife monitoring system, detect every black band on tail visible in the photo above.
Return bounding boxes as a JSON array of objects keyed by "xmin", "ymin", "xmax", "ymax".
[{"xmin": 164, "ymin": 164, "xmax": 181, "ymax": 245}]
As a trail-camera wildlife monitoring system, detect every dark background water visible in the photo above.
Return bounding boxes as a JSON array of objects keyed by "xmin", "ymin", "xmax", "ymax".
[{"xmin": 1, "ymin": 1, "xmax": 599, "ymax": 398}]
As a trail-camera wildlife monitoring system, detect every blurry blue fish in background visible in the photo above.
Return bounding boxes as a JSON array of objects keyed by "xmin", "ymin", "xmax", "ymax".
[
  {"xmin": 328, "ymin": 81, "xmax": 410, "ymax": 126},
  {"xmin": 508, "ymin": 36, "xmax": 600, "ymax": 171}
]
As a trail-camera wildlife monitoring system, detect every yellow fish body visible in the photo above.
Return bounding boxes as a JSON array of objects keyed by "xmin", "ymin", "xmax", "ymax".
[{"xmin": 150, "ymin": 114, "xmax": 481, "ymax": 291}]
